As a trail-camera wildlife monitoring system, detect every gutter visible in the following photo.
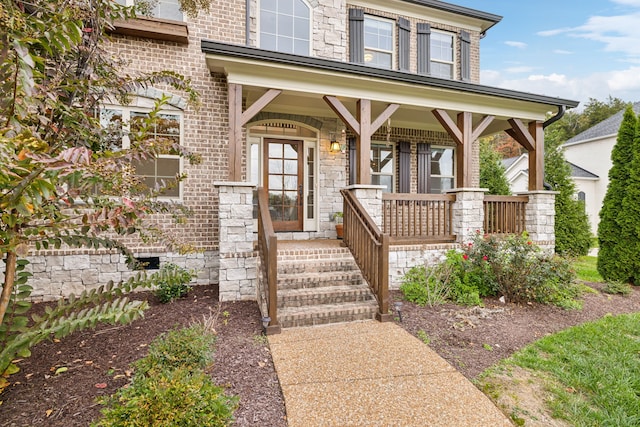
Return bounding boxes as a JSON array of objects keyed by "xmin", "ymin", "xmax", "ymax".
[{"xmin": 542, "ymin": 105, "xmax": 566, "ymax": 129}]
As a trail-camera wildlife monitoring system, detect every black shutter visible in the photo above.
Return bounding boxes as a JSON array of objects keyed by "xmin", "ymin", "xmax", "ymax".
[
  {"xmin": 417, "ymin": 143, "xmax": 431, "ymax": 193},
  {"xmin": 398, "ymin": 141, "xmax": 411, "ymax": 193},
  {"xmin": 348, "ymin": 136, "xmax": 357, "ymax": 185},
  {"xmin": 398, "ymin": 17, "xmax": 410, "ymax": 72},
  {"xmin": 460, "ymin": 30, "xmax": 471, "ymax": 81},
  {"xmin": 349, "ymin": 9, "xmax": 365, "ymax": 64},
  {"xmin": 417, "ymin": 23, "xmax": 431, "ymax": 75}
]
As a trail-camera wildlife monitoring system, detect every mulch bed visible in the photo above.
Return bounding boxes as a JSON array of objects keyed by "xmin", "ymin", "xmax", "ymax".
[{"xmin": 1, "ymin": 282, "xmax": 638, "ymax": 426}]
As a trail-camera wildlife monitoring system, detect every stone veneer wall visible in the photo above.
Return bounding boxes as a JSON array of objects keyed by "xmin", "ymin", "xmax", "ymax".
[
  {"xmin": 388, "ymin": 243, "xmax": 458, "ymax": 289},
  {"xmin": 2, "ymin": 250, "xmax": 217, "ymax": 302},
  {"xmin": 519, "ymin": 191, "xmax": 557, "ymax": 253}
]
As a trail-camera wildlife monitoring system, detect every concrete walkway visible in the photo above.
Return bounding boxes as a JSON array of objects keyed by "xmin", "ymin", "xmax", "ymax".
[{"xmin": 268, "ymin": 321, "xmax": 512, "ymax": 426}]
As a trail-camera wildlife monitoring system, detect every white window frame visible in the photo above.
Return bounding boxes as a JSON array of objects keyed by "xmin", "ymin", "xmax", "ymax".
[
  {"xmin": 364, "ymin": 15, "xmax": 395, "ymax": 69},
  {"xmin": 100, "ymin": 103, "xmax": 184, "ymax": 201},
  {"xmin": 115, "ymin": 0, "xmax": 184, "ymax": 22},
  {"xmin": 430, "ymin": 145, "xmax": 455, "ymax": 193},
  {"xmin": 430, "ymin": 30, "xmax": 455, "ymax": 79},
  {"xmin": 258, "ymin": 0, "xmax": 312, "ymax": 56},
  {"xmin": 370, "ymin": 142, "xmax": 395, "ymax": 193}
]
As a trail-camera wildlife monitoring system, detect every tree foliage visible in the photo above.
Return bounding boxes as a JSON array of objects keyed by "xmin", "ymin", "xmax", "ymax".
[
  {"xmin": 479, "ymin": 139, "xmax": 510, "ymax": 195},
  {"xmin": 598, "ymin": 107, "xmax": 639, "ymax": 283},
  {"xmin": 0, "ymin": 0, "xmax": 206, "ymax": 384}
]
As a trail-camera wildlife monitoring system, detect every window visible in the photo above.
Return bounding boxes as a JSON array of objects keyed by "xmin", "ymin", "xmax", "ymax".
[
  {"xmin": 370, "ymin": 143, "xmax": 394, "ymax": 192},
  {"xmin": 100, "ymin": 107, "xmax": 182, "ymax": 198},
  {"xmin": 364, "ymin": 16, "xmax": 394, "ymax": 69},
  {"xmin": 115, "ymin": 0, "xmax": 183, "ymax": 21},
  {"xmin": 430, "ymin": 147, "xmax": 454, "ymax": 193},
  {"xmin": 430, "ymin": 31, "xmax": 454, "ymax": 79},
  {"xmin": 260, "ymin": 0, "xmax": 310, "ymax": 55}
]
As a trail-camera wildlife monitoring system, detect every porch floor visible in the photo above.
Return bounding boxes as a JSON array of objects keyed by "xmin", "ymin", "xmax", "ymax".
[{"xmin": 268, "ymin": 321, "xmax": 511, "ymax": 426}]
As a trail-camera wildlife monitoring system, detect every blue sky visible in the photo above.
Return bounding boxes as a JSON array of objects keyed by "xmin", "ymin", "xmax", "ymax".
[{"xmin": 452, "ymin": 0, "xmax": 640, "ymax": 109}]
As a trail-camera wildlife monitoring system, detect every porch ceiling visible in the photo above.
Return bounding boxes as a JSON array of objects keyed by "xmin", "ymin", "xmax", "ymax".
[{"xmin": 203, "ymin": 41, "xmax": 579, "ymax": 137}]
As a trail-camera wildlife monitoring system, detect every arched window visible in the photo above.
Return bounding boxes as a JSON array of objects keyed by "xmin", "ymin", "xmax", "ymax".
[
  {"xmin": 578, "ymin": 191, "xmax": 586, "ymax": 211},
  {"xmin": 260, "ymin": 0, "xmax": 311, "ymax": 55}
]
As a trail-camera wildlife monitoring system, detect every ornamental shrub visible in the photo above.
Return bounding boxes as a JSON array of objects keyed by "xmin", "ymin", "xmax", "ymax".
[{"xmin": 153, "ymin": 263, "xmax": 196, "ymax": 303}]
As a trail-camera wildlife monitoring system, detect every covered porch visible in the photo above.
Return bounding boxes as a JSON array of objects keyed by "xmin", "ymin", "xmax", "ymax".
[{"xmin": 203, "ymin": 40, "xmax": 578, "ymax": 332}]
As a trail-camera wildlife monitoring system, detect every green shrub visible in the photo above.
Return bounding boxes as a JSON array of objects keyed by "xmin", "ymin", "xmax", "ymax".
[
  {"xmin": 134, "ymin": 324, "xmax": 216, "ymax": 376},
  {"xmin": 602, "ymin": 281, "xmax": 632, "ymax": 296},
  {"xmin": 400, "ymin": 232, "xmax": 582, "ymax": 309},
  {"xmin": 153, "ymin": 263, "xmax": 196, "ymax": 303},
  {"xmin": 93, "ymin": 367, "xmax": 238, "ymax": 427},
  {"xmin": 399, "ymin": 265, "xmax": 449, "ymax": 307}
]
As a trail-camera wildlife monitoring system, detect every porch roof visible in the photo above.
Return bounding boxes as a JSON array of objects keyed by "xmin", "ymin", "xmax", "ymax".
[{"xmin": 202, "ymin": 40, "xmax": 578, "ymax": 137}]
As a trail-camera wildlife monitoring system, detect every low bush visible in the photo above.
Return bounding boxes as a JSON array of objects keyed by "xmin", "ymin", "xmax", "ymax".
[
  {"xmin": 602, "ymin": 281, "xmax": 632, "ymax": 296},
  {"xmin": 153, "ymin": 263, "xmax": 196, "ymax": 303},
  {"xmin": 93, "ymin": 368, "xmax": 238, "ymax": 427},
  {"xmin": 134, "ymin": 324, "xmax": 216, "ymax": 376},
  {"xmin": 400, "ymin": 265, "xmax": 449, "ymax": 307},
  {"xmin": 93, "ymin": 323, "xmax": 236, "ymax": 427},
  {"xmin": 400, "ymin": 232, "xmax": 582, "ymax": 309}
]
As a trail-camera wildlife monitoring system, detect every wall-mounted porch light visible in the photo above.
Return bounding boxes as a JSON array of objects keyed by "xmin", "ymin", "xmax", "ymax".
[{"xmin": 329, "ymin": 131, "xmax": 342, "ymax": 154}]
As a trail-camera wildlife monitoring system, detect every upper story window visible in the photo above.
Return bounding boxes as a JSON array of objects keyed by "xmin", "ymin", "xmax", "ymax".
[
  {"xmin": 115, "ymin": 0, "xmax": 183, "ymax": 21},
  {"xmin": 430, "ymin": 31, "xmax": 454, "ymax": 79},
  {"xmin": 100, "ymin": 106, "xmax": 183, "ymax": 199},
  {"xmin": 364, "ymin": 16, "xmax": 394, "ymax": 69},
  {"xmin": 260, "ymin": 0, "xmax": 311, "ymax": 55}
]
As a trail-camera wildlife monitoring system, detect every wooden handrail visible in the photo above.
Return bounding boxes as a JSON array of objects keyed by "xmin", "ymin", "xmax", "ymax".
[
  {"xmin": 382, "ymin": 193, "xmax": 456, "ymax": 244},
  {"xmin": 483, "ymin": 195, "xmax": 529, "ymax": 235},
  {"xmin": 257, "ymin": 187, "xmax": 281, "ymax": 334},
  {"xmin": 341, "ymin": 189, "xmax": 391, "ymax": 322}
]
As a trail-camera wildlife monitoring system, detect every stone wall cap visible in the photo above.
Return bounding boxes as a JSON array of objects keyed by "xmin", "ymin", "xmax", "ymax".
[
  {"xmin": 516, "ymin": 190, "xmax": 559, "ymax": 195},
  {"xmin": 344, "ymin": 184, "xmax": 387, "ymax": 190},
  {"xmin": 444, "ymin": 187, "xmax": 489, "ymax": 194}
]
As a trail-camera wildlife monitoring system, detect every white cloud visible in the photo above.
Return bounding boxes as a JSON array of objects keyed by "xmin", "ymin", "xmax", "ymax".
[
  {"xmin": 611, "ymin": 0, "xmax": 640, "ymax": 6},
  {"xmin": 479, "ymin": 67, "xmax": 640, "ymax": 109},
  {"xmin": 505, "ymin": 41, "xmax": 527, "ymax": 49},
  {"xmin": 553, "ymin": 49, "xmax": 573, "ymax": 55},
  {"xmin": 505, "ymin": 66, "xmax": 534, "ymax": 73},
  {"xmin": 538, "ymin": 28, "xmax": 571, "ymax": 37}
]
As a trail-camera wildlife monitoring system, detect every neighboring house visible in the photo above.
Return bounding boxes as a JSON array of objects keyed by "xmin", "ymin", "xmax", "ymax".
[
  {"xmin": 563, "ymin": 102, "xmax": 640, "ymax": 234},
  {"xmin": 24, "ymin": 0, "xmax": 578, "ymax": 330}
]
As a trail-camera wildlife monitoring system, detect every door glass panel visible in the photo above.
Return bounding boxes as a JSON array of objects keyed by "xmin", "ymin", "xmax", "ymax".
[
  {"xmin": 307, "ymin": 146, "xmax": 315, "ymax": 220},
  {"xmin": 265, "ymin": 140, "xmax": 303, "ymax": 230},
  {"xmin": 284, "ymin": 159, "xmax": 298, "ymax": 173},
  {"xmin": 269, "ymin": 175, "xmax": 283, "ymax": 190},
  {"xmin": 283, "ymin": 143, "xmax": 298, "ymax": 159}
]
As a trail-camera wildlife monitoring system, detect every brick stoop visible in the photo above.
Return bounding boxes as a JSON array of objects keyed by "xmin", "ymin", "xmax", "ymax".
[{"xmin": 276, "ymin": 242, "xmax": 379, "ymax": 328}]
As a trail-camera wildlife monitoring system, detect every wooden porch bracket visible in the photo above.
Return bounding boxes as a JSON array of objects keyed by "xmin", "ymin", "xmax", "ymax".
[
  {"xmin": 228, "ymin": 84, "xmax": 282, "ymax": 181},
  {"xmin": 506, "ymin": 119, "xmax": 544, "ymax": 190},
  {"xmin": 432, "ymin": 109, "xmax": 494, "ymax": 188},
  {"xmin": 324, "ymin": 95, "xmax": 399, "ymax": 184}
]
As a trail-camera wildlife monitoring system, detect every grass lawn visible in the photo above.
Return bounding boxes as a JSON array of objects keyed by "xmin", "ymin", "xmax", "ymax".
[
  {"xmin": 478, "ymin": 313, "xmax": 640, "ymax": 426},
  {"xmin": 573, "ymin": 256, "xmax": 603, "ymax": 282}
]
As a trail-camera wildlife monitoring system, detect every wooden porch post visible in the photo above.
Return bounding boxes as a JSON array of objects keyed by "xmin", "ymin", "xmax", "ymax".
[
  {"xmin": 324, "ymin": 96, "xmax": 399, "ymax": 184},
  {"xmin": 506, "ymin": 119, "xmax": 544, "ymax": 191},
  {"xmin": 432, "ymin": 109, "xmax": 494, "ymax": 188},
  {"xmin": 227, "ymin": 84, "xmax": 282, "ymax": 181}
]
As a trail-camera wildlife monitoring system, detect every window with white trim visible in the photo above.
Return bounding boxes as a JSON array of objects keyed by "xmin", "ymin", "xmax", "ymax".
[
  {"xmin": 370, "ymin": 143, "xmax": 394, "ymax": 192},
  {"xmin": 259, "ymin": 0, "xmax": 311, "ymax": 55},
  {"xmin": 430, "ymin": 146, "xmax": 455, "ymax": 193},
  {"xmin": 114, "ymin": 0, "xmax": 183, "ymax": 21},
  {"xmin": 100, "ymin": 106, "xmax": 182, "ymax": 198},
  {"xmin": 364, "ymin": 16, "xmax": 394, "ymax": 69},
  {"xmin": 430, "ymin": 31, "xmax": 454, "ymax": 79}
]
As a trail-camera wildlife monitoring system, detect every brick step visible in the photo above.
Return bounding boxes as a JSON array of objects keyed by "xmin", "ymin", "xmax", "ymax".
[
  {"xmin": 276, "ymin": 270, "xmax": 364, "ymax": 290},
  {"xmin": 277, "ymin": 258, "xmax": 359, "ymax": 275},
  {"xmin": 277, "ymin": 284, "xmax": 375, "ymax": 309},
  {"xmin": 278, "ymin": 301, "xmax": 379, "ymax": 328}
]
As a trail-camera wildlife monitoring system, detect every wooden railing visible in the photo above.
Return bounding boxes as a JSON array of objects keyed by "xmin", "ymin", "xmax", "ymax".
[
  {"xmin": 257, "ymin": 187, "xmax": 281, "ymax": 334},
  {"xmin": 341, "ymin": 189, "xmax": 391, "ymax": 322},
  {"xmin": 382, "ymin": 193, "xmax": 456, "ymax": 244},
  {"xmin": 483, "ymin": 195, "xmax": 528, "ymax": 235}
]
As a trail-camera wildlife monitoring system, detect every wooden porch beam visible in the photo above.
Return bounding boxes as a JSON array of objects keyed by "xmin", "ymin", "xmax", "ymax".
[
  {"xmin": 240, "ymin": 89, "xmax": 282, "ymax": 126},
  {"xmin": 432, "ymin": 109, "xmax": 463, "ymax": 145},
  {"xmin": 471, "ymin": 115, "xmax": 495, "ymax": 142},
  {"xmin": 323, "ymin": 95, "xmax": 361, "ymax": 135},
  {"xmin": 357, "ymin": 99, "xmax": 371, "ymax": 185},
  {"xmin": 506, "ymin": 118, "xmax": 535, "ymax": 151},
  {"xmin": 371, "ymin": 103, "xmax": 400, "ymax": 134},
  {"xmin": 528, "ymin": 121, "xmax": 544, "ymax": 191},
  {"xmin": 227, "ymin": 84, "xmax": 282, "ymax": 181}
]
